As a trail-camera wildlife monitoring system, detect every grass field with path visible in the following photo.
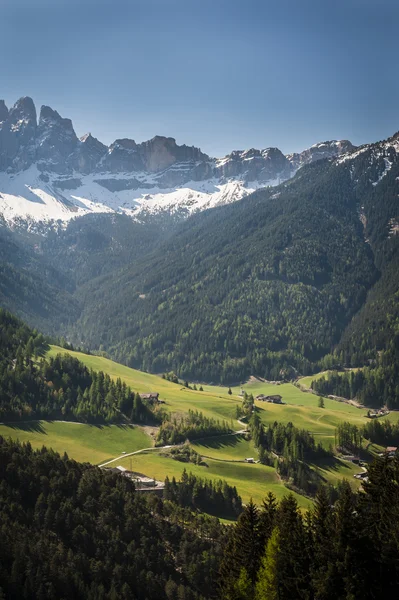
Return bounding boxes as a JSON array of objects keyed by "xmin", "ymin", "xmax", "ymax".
[
  {"xmin": 0, "ymin": 346, "xmax": 380, "ymax": 510},
  {"xmin": 115, "ymin": 450, "xmax": 312, "ymax": 508}
]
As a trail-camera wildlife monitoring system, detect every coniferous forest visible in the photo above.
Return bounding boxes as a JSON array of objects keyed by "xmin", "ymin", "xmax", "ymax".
[{"xmin": 1, "ymin": 436, "xmax": 399, "ymax": 600}]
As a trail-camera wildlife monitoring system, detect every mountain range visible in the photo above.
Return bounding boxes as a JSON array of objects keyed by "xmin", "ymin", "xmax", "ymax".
[
  {"xmin": 0, "ymin": 96, "xmax": 354, "ymax": 227},
  {"xmin": 0, "ymin": 95, "xmax": 398, "ymax": 388}
]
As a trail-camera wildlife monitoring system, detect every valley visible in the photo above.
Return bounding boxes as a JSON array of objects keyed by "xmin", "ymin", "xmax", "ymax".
[
  {"xmin": 2, "ymin": 3, "xmax": 399, "ymax": 598},
  {"xmin": 0, "ymin": 343, "xmax": 380, "ymax": 511}
]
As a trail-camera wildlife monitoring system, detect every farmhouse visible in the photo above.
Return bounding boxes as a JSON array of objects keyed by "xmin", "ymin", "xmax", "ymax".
[
  {"xmin": 255, "ymin": 394, "xmax": 283, "ymax": 404},
  {"xmin": 386, "ymin": 446, "xmax": 397, "ymax": 457}
]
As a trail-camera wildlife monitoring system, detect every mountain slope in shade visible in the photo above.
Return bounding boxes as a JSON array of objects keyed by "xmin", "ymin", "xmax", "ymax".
[{"xmin": 0, "ymin": 97, "xmax": 355, "ymax": 228}]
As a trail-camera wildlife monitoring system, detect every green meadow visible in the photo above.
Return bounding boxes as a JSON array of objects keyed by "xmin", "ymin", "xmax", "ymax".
[
  {"xmin": 47, "ymin": 346, "xmax": 243, "ymax": 426},
  {"xmin": 0, "ymin": 421, "xmax": 152, "ymax": 464},
  {"xmin": 0, "ymin": 346, "xmax": 378, "ymax": 509},
  {"xmin": 115, "ymin": 449, "xmax": 312, "ymax": 509}
]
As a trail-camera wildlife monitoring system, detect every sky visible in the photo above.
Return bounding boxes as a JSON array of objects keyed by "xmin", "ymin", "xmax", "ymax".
[{"xmin": 1, "ymin": 0, "xmax": 398, "ymax": 157}]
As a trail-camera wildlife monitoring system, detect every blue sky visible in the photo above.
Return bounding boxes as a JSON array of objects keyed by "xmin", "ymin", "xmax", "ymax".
[{"xmin": 1, "ymin": 0, "xmax": 398, "ymax": 156}]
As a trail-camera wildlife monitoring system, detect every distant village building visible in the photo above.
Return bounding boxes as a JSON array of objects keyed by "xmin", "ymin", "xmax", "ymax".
[
  {"xmin": 245, "ymin": 457, "xmax": 255, "ymax": 463},
  {"xmin": 255, "ymin": 394, "xmax": 283, "ymax": 404},
  {"xmin": 386, "ymin": 446, "xmax": 397, "ymax": 457},
  {"xmin": 367, "ymin": 408, "xmax": 389, "ymax": 419}
]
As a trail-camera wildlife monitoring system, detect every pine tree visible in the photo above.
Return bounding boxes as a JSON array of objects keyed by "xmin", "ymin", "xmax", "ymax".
[
  {"xmin": 275, "ymin": 494, "xmax": 310, "ymax": 599},
  {"xmin": 255, "ymin": 527, "xmax": 280, "ymax": 600},
  {"xmin": 259, "ymin": 492, "xmax": 278, "ymax": 551},
  {"xmin": 311, "ymin": 486, "xmax": 336, "ymax": 599},
  {"xmin": 219, "ymin": 499, "xmax": 262, "ymax": 599}
]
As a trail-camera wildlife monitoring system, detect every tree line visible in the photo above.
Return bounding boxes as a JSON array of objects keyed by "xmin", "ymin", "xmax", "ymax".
[
  {"xmin": 0, "ymin": 308, "xmax": 157, "ymax": 424},
  {"xmin": 156, "ymin": 410, "xmax": 232, "ymax": 445},
  {"xmin": 164, "ymin": 469, "xmax": 242, "ymax": 519},
  {"xmin": 312, "ymin": 330, "xmax": 399, "ymax": 409}
]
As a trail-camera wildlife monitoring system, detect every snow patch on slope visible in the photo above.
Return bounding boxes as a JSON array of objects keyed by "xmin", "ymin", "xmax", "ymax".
[{"xmin": 0, "ymin": 167, "xmax": 277, "ymax": 228}]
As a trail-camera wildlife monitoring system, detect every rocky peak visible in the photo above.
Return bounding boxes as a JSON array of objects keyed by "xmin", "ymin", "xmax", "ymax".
[
  {"xmin": 109, "ymin": 138, "xmax": 137, "ymax": 151},
  {"xmin": 36, "ymin": 105, "xmax": 78, "ymax": 172},
  {"xmin": 71, "ymin": 133, "xmax": 108, "ymax": 174},
  {"xmin": 287, "ymin": 140, "xmax": 356, "ymax": 170},
  {"xmin": 216, "ymin": 146, "xmax": 291, "ymax": 182},
  {"xmin": 80, "ymin": 132, "xmax": 107, "ymax": 154},
  {"xmin": 138, "ymin": 135, "xmax": 209, "ymax": 173},
  {"xmin": 8, "ymin": 96, "xmax": 37, "ymax": 128},
  {"xmin": 0, "ymin": 97, "xmax": 37, "ymax": 171},
  {"xmin": 101, "ymin": 138, "xmax": 144, "ymax": 173},
  {"xmin": 0, "ymin": 101, "xmax": 9, "ymax": 124},
  {"xmin": 38, "ymin": 105, "xmax": 77, "ymax": 139}
]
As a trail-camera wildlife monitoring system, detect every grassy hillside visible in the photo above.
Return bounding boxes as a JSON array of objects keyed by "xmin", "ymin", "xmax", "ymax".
[
  {"xmin": 47, "ymin": 345, "xmax": 243, "ymax": 426},
  {"xmin": 115, "ymin": 450, "xmax": 312, "ymax": 508},
  {"xmin": 233, "ymin": 379, "xmax": 372, "ymax": 447},
  {"xmin": 0, "ymin": 346, "xmax": 371, "ymax": 510},
  {"xmin": 0, "ymin": 421, "xmax": 152, "ymax": 464}
]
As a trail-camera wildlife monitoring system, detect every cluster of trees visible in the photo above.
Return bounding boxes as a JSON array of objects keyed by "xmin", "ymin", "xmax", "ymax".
[
  {"xmin": 251, "ymin": 415, "xmax": 327, "ymax": 461},
  {"xmin": 335, "ymin": 422, "xmax": 363, "ymax": 454},
  {"xmin": 164, "ymin": 469, "xmax": 242, "ymax": 520},
  {"xmin": 162, "ymin": 443, "xmax": 204, "ymax": 465},
  {"xmin": 220, "ymin": 454, "xmax": 399, "ymax": 599},
  {"xmin": 236, "ymin": 392, "xmax": 254, "ymax": 420},
  {"xmin": 0, "ymin": 309, "xmax": 156, "ymax": 425},
  {"xmin": 162, "ymin": 371, "xmax": 179, "ymax": 384},
  {"xmin": 362, "ymin": 418, "xmax": 399, "ymax": 447},
  {"xmin": 312, "ymin": 330, "xmax": 399, "ymax": 409},
  {"xmin": 250, "ymin": 414, "xmax": 329, "ymax": 496},
  {"xmin": 0, "ymin": 437, "xmax": 227, "ymax": 600},
  {"xmin": 156, "ymin": 410, "xmax": 232, "ymax": 445}
]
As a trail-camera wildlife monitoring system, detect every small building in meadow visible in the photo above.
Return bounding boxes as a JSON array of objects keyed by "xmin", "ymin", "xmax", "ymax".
[
  {"xmin": 386, "ymin": 446, "xmax": 397, "ymax": 457},
  {"xmin": 256, "ymin": 394, "xmax": 283, "ymax": 404}
]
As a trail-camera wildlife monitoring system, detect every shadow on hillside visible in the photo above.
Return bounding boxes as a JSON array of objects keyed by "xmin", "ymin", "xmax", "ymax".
[
  {"xmin": 194, "ymin": 434, "xmax": 244, "ymax": 451},
  {"xmin": 4, "ymin": 421, "xmax": 47, "ymax": 434},
  {"xmin": 308, "ymin": 455, "xmax": 355, "ymax": 475}
]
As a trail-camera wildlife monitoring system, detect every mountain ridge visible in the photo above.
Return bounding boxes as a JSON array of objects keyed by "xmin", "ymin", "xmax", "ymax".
[{"xmin": 0, "ymin": 96, "xmax": 355, "ymax": 228}]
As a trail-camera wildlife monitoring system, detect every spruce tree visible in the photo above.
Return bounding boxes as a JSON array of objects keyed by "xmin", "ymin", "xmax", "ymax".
[{"xmin": 255, "ymin": 527, "xmax": 280, "ymax": 600}]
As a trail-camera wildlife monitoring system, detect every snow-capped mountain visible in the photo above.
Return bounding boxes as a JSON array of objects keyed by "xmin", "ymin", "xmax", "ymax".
[{"xmin": 0, "ymin": 97, "xmax": 357, "ymax": 229}]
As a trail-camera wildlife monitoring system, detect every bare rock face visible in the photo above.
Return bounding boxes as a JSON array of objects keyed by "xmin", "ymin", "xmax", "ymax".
[
  {"xmin": 216, "ymin": 147, "xmax": 292, "ymax": 183},
  {"xmin": 36, "ymin": 105, "xmax": 79, "ymax": 173},
  {"xmin": 287, "ymin": 140, "xmax": 356, "ymax": 170},
  {"xmin": 101, "ymin": 138, "xmax": 145, "ymax": 173},
  {"xmin": 0, "ymin": 100, "xmax": 8, "ymax": 123},
  {"xmin": 138, "ymin": 136, "xmax": 209, "ymax": 173},
  {"xmin": 71, "ymin": 133, "xmax": 108, "ymax": 174},
  {"xmin": 0, "ymin": 97, "xmax": 37, "ymax": 171}
]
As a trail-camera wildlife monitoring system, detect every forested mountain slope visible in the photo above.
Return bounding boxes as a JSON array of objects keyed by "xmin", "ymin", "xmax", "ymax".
[
  {"xmin": 0, "ymin": 131, "xmax": 398, "ymax": 389},
  {"xmin": 0, "ymin": 225, "xmax": 79, "ymax": 332},
  {"xmin": 70, "ymin": 134, "xmax": 398, "ymax": 383},
  {"xmin": 0, "ymin": 213, "xmax": 172, "ymax": 333}
]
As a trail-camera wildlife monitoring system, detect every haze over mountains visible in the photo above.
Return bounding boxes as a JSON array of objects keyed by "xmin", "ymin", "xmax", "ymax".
[{"xmin": 0, "ymin": 97, "xmax": 354, "ymax": 227}]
